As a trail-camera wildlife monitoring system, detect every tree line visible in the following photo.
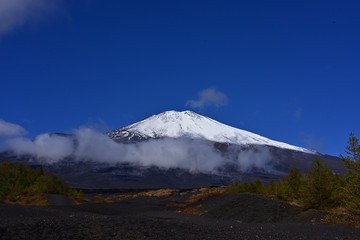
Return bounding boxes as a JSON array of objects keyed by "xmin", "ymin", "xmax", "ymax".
[{"xmin": 226, "ymin": 133, "xmax": 360, "ymax": 224}]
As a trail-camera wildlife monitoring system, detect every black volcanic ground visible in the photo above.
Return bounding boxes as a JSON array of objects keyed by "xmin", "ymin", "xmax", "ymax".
[{"xmin": 1, "ymin": 190, "xmax": 359, "ymax": 240}]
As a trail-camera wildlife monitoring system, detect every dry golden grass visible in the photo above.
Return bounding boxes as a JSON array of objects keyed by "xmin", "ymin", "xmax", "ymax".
[
  {"xmin": 94, "ymin": 194, "xmax": 113, "ymax": 203},
  {"xmin": 132, "ymin": 189, "xmax": 179, "ymax": 198},
  {"xmin": 72, "ymin": 197, "xmax": 91, "ymax": 205},
  {"xmin": 187, "ymin": 187, "xmax": 223, "ymax": 204},
  {"xmin": 4, "ymin": 194, "xmax": 49, "ymax": 206},
  {"xmin": 328, "ymin": 207, "xmax": 348, "ymax": 215},
  {"xmin": 321, "ymin": 207, "xmax": 360, "ymax": 227},
  {"xmin": 108, "ymin": 194, "xmax": 129, "ymax": 202},
  {"xmin": 165, "ymin": 187, "xmax": 224, "ymax": 216},
  {"xmin": 289, "ymin": 200, "xmax": 301, "ymax": 207},
  {"xmin": 165, "ymin": 202, "xmax": 187, "ymax": 208},
  {"xmin": 95, "ymin": 189, "xmax": 180, "ymax": 203},
  {"xmin": 177, "ymin": 204, "xmax": 208, "ymax": 216}
]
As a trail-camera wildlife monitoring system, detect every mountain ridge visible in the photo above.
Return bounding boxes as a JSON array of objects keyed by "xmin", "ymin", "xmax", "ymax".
[{"xmin": 108, "ymin": 110, "xmax": 315, "ymax": 154}]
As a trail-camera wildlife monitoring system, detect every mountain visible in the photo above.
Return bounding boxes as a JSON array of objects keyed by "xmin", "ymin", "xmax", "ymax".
[
  {"xmin": 1, "ymin": 110, "xmax": 346, "ymax": 189},
  {"xmin": 108, "ymin": 110, "xmax": 313, "ymax": 153},
  {"xmin": 106, "ymin": 110, "xmax": 344, "ymax": 175}
]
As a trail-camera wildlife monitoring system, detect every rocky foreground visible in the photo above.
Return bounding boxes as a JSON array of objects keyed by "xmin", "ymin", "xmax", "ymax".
[{"xmin": 1, "ymin": 191, "xmax": 359, "ymax": 240}]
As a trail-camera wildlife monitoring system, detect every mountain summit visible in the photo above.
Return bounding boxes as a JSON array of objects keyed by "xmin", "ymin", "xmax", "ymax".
[{"xmin": 108, "ymin": 110, "xmax": 313, "ymax": 153}]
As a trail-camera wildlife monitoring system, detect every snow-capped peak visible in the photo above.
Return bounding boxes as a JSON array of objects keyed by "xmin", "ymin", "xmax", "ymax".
[{"xmin": 108, "ymin": 110, "xmax": 314, "ymax": 153}]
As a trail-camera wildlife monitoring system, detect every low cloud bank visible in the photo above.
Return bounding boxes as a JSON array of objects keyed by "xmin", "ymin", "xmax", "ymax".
[
  {"xmin": 6, "ymin": 133, "xmax": 74, "ymax": 163},
  {"xmin": 1, "ymin": 125, "xmax": 275, "ymax": 174},
  {"xmin": 0, "ymin": 119, "xmax": 27, "ymax": 137}
]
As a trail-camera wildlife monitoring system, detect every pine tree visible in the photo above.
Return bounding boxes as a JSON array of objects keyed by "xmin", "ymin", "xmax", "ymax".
[
  {"xmin": 300, "ymin": 159, "xmax": 338, "ymax": 209},
  {"xmin": 340, "ymin": 133, "xmax": 360, "ymax": 216},
  {"xmin": 274, "ymin": 166, "xmax": 304, "ymax": 201},
  {"xmin": 285, "ymin": 166, "xmax": 303, "ymax": 199},
  {"xmin": 341, "ymin": 132, "xmax": 360, "ymax": 171},
  {"xmin": 265, "ymin": 179, "xmax": 276, "ymax": 196},
  {"xmin": 248, "ymin": 179, "xmax": 265, "ymax": 194}
]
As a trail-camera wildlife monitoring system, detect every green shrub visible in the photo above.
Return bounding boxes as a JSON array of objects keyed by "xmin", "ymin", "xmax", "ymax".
[
  {"xmin": 225, "ymin": 179, "xmax": 265, "ymax": 194},
  {"xmin": 225, "ymin": 181, "xmax": 249, "ymax": 193},
  {"xmin": 248, "ymin": 179, "xmax": 265, "ymax": 194},
  {"xmin": 0, "ymin": 161, "xmax": 83, "ymax": 204}
]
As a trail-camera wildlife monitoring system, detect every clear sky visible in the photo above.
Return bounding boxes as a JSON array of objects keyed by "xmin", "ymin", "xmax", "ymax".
[{"xmin": 0, "ymin": 0, "xmax": 359, "ymax": 156}]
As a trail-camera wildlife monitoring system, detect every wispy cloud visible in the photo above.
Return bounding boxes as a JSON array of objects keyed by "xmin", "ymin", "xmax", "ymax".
[
  {"xmin": 0, "ymin": 0, "xmax": 57, "ymax": 37},
  {"xmin": 0, "ymin": 119, "xmax": 27, "ymax": 137},
  {"xmin": 186, "ymin": 88, "xmax": 228, "ymax": 110},
  {"xmin": 301, "ymin": 132, "xmax": 324, "ymax": 152},
  {"xmin": 294, "ymin": 107, "xmax": 302, "ymax": 119}
]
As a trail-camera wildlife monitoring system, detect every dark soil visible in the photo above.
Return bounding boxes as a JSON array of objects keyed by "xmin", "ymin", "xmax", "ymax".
[
  {"xmin": 200, "ymin": 193, "xmax": 326, "ymax": 223},
  {"xmin": 1, "ymin": 193, "xmax": 359, "ymax": 240}
]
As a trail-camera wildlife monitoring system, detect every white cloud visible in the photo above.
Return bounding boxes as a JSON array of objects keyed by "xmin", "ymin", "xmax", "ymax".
[
  {"xmin": 0, "ymin": 119, "xmax": 27, "ymax": 137},
  {"xmin": 6, "ymin": 133, "xmax": 73, "ymax": 163},
  {"xmin": 236, "ymin": 146, "xmax": 273, "ymax": 173},
  {"xmin": 3, "ymin": 127, "xmax": 277, "ymax": 174},
  {"xmin": 0, "ymin": 0, "xmax": 57, "ymax": 37},
  {"xmin": 4, "ymin": 127, "xmax": 225, "ymax": 173},
  {"xmin": 186, "ymin": 88, "xmax": 228, "ymax": 110}
]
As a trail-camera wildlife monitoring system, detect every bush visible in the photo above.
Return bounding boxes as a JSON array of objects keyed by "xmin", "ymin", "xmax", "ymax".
[
  {"xmin": 225, "ymin": 182, "xmax": 249, "ymax": 193},
  {"xmin": 0, "ymin": 161, "xmax": 83, "ymax": 204},
  {"xmin": 225, "ymin": 179, "xmax": 265, "ymax": 194}
]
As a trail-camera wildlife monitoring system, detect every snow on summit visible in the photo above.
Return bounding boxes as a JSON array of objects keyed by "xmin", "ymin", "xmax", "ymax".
[{"xmin": 108, "ymin": 110, "xmax": 313, "ymax": 153}]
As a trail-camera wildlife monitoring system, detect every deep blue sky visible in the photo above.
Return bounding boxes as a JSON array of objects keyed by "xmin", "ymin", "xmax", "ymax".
[{"xmin": 1, "ymin": 0, "xmax": 359, "ymax": 156}]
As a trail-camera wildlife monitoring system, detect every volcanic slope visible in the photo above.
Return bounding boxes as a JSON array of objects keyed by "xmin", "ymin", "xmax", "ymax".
[{"xmin": 108, "ymin": 110, "xmax": 313, "ymax": 153}]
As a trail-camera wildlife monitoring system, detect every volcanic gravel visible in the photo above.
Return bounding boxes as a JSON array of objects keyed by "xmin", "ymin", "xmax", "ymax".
[{"xmin": 1, "ymin": 193, "xmax": 360, "ymax": 240}]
